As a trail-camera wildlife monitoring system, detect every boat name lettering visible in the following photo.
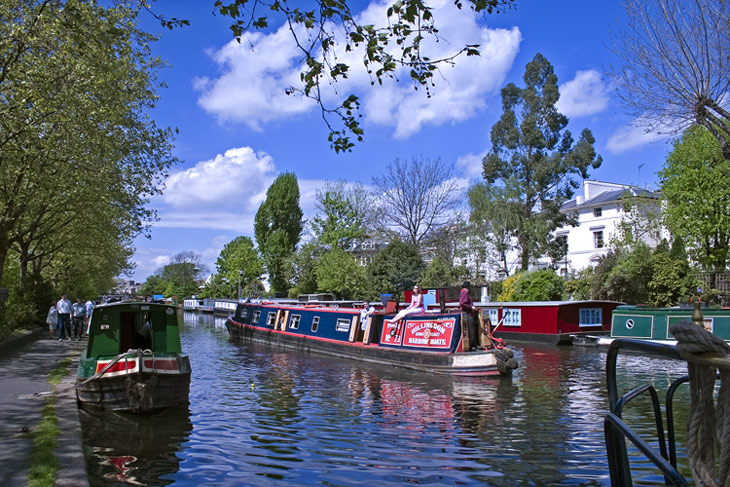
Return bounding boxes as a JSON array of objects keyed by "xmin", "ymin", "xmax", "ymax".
[{"xmin": 411, "ymin": 322, "xmax": 447, "ymax": 334}]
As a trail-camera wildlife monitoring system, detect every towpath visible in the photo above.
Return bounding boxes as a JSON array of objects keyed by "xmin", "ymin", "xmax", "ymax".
[{"xmin": 0, "ymin": 330, "xmax": 89, "ymax": 486}]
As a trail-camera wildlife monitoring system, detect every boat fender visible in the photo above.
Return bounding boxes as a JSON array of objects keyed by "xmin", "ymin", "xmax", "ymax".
[
  {"xmin": 126, "ymin": 375, "xmax": 158, "ymax": 413},
  {"xmin": 494, "ymin": 348, "xmax": 519, "ymax": 374}
]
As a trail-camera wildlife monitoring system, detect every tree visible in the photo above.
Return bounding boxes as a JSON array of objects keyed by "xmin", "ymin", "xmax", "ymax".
[
  {"xmin": 0, "ymin": 0, "xmax": 177, "ymax": 294},
  {"xmin": 592, "ymin": 244, "xmax": 653, "ymax": 304},
  {"xmin": 209, "ymin": 0, "xmax": 515, "ymax": 152},
  {"xmin": 314, "ymin": 247, "xmax": 368, "ymax": 300},
  {"xmin": 286, "ymin": 242, "xmax": 321, "ymax": 297},
  {"xmin": 610, "ymin": 0, "xmax": 730, "ymax": 158},
  {"xmin": 311, "ymin": 181, "xmax": 374, "ymax": 249},
  {"xmin": 468, "ymin": 182, "xmax": 521, "ymax": 276},
  {"xmin": 373, "ymin": 156, "xmax": 461, "ymax": 250},
  {"xmin": 512, "ymin": 269, "xmax": 564, "ymax": 301},
  {"xmin": 367, "ymin": 240, "xmax": 425, "ymax": 296},
  {"xmin": 215, "ymin": 236, "xmax": 264, "ymax": 297},
  {"xmin": 254, "ymin": 172, "xmax": 304, "ymax": 293},
  {"xmin": 144, "ymin": 251, "xmax": 209, "ymax": 298},
  {"xmin": 659, "ymin": 125, "xmax": 730, "ymax": 275},
  {"xmin": 420, "ymin": 257, "xmax": 454, "ymax": 288},
  {"xmin": 482, "ymin": 53, "xmax": 602, "ymax": 271}
]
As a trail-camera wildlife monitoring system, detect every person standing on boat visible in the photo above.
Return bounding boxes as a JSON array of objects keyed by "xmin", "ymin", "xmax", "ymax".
[
  {"xmin": 72, "ymin": 298, "xmax": 86, "ymax": 340},
  {"xmin": 390, "ymin": 285, "xmax": 424, "ymax": 335},
  {"xmin": 46, "ymin": 301, "xmax": 58, "ymax": 339},
  {"xmin": 360, "ymin": 302, "xmax": 375, "ymax": 330},
  {"xmin": 459, "ymin": 281, "xmax": 478, "ymax": 350},
  {"xmin": 56, "ymin": 293, "xmax": 72, "ymax": 341}
]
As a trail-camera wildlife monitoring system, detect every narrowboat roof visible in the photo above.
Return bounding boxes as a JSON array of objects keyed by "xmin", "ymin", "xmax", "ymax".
[{"xmin": 466, "ymin": 300, "xmax": 624, "ymax": 307}]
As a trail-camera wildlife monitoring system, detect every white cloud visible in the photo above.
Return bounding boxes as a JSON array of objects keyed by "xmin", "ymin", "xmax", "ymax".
[
  {"xmin": 162, "ymin": 147, "xmax": 275, "ymax": 211},
  {"xmin": 606, "ymin": 119, "xmax": 670, "ymax": 154},
  {"xmin": 557, "ymin": 70, "xmax": 610, "ymax": 118},
  {"xmin": 194, "ymin": 0, "xmax": 522, "ymax": 138},
  {"xmin": 456, "ymin": 150, "xmax": 488, "ymax": 180}
]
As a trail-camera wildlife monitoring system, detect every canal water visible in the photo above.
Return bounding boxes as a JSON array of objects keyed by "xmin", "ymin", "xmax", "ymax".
[{"xmin": 79, "ymin": 311, "xmax": 693, "ymax": 486}]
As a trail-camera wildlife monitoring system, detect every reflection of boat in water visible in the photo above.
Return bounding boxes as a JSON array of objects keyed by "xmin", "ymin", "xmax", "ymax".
[
  {"xmin": 80, "ymin": 407, "xmax": 192, "ymax": 486},
  {"xmin": 76, "ymin": 302, "xmax": 192, "ymax": 413},
  {"xmin": 226, "ymin": 300, "xmax": 519, "ymax": 377}
]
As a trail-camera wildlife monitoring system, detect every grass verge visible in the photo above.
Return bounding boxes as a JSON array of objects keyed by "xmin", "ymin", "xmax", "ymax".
[{"xmin": 26, "ymin": 356, "xmax": 73, "ymax": 487}]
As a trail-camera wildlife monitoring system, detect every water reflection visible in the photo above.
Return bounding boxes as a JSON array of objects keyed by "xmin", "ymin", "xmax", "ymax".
[
  {"xmin": 80, "ymin": 407, "xmax": 192, "ymax": 486},
  {"xmin": 79, "ymin": 311, "xmax": 694, "ymax": 486}
]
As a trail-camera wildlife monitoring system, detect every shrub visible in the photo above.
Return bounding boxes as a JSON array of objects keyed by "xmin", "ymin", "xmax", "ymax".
[{"xmin": 513, "ymin": 269, "xmax": 565, "ymax": 301}]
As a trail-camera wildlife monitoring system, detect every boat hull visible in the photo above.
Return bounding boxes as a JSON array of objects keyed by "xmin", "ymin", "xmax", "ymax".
[
  {"xmin": 76, "ymin": 354, "xmax": 191, "ymax": 413},
  {"xmin": 226, "ymin": 317, "xmax": 513, "ymax": 377}
]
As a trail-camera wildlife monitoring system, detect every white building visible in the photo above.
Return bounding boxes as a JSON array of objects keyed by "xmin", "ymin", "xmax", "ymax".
[{"xmin": 555, "ymin": 180, "xmax": 665, "ymax": 276}]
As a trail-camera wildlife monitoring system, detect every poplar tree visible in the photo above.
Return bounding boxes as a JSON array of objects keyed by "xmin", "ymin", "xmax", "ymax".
[
  {"xmin": 254, "ymin": 172, "xmax": 304, "ymax": 293},
  {"xmin": 482, "ymin": 53, "xmax": 602, "ymax": 271}
]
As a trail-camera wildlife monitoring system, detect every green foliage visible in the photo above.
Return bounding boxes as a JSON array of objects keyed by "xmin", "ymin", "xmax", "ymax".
[
  {"xmin": 0, "ymin": 0, "xmax": 177, "ymax": 303},
  {"xmin": 593, "ymin": 244, "xmax": 653, "ymax": 304},
  {"xmin": 367, "ymin": 240, "xmax": 424, "ymax": 296},
  {"xmin": 565, "ymin": 269, "xmax": 593, "ymax": 300},
  {"xmin": 214, "ymin": 0, "xmax": 514, "ymax": 152},
  {"xmin": 487, "ymin": 280, "xmax": 503, "ymax": 301},
  {"xmin": 0, "ymin": 292, "xmax": 39, "ymax": 339},
  {"xmin": 255, "ymin": 173, "xmax": 304, "ymax": 293},
  {"xmin": 214, "ymin": 236, "xmax": 264, "ymax": 297},
  {"xmin": 420, "ymin": 257, "xmax": 455, "ymax": 288},
  {"xmin": 660, "ymin": 125, "xmax": 730, "ymax": 272},
  {"xmin": 497, "ymin": 273, "xmax": 522, "ymax": 301},
  {"xmin": 286, "ymin": 242, "xmax": 321, "ymax": 298},
  {"xmin": 140, "ymin": 251, "xmax": 207, "ymax": 299},
  {"xmin": 482, "ymin": 53, "xmax": 602, "ymax": 271},
  {"xmin": 512, "ymin": 270, "xmax": 565, "ymax": 301},
  {"xmin": 311, "ymin": 181, "xmax": 372, "ymax": 249},
  {"xmin": 314, "ymin": 248, "xmax": 367, "ymax": 300}
]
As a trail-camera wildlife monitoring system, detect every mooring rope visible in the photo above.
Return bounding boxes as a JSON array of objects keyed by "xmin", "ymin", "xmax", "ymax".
[{"xmin": 669, "ymin": 321, "xmax": 730, "ymax": 487}]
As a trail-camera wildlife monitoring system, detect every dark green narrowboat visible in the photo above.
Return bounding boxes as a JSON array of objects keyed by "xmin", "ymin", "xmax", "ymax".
[{"xmin": 76, "ymin": 302, "xmax": 191, "ymax": 413}]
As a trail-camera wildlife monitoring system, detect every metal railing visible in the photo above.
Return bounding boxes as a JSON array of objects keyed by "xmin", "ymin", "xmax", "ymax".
[{"xmin": 604, "ymin": 338, "xmax": 730, "ymax": 486}]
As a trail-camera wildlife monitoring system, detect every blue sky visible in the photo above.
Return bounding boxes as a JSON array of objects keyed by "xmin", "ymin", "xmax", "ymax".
[{"xmin": 130, "ymin": 0, "xmax": 673, "ymax": 282}]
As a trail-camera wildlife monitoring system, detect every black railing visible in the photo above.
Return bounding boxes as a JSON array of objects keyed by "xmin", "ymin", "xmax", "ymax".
[{"xmin": 604, "ymin": 339, "xmax": 690, "ymax": 486}]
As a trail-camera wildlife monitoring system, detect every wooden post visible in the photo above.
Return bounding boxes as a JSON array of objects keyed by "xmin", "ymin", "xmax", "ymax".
[
  {"xmin": 479, "ymin": 312, "xmax": 495, "ymax": 349},
  {"xmin": 349, "ymin": 316, "xmax": 359, "ymax": 342},
  {"xmin": 461, "ymin": 312, "xmax": 470, "ymax": 351},
  {"xmin": 363, "ymin": 316, "xmax": 373, "ymax": 345}
]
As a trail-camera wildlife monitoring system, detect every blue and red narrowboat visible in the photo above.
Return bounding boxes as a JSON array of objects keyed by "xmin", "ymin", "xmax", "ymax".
[{"xmin": 225, "ymin": 300, "xmax": 519, "ymax": 377}]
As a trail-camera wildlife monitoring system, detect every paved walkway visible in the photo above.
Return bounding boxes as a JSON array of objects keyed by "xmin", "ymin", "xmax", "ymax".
[{"xmin": 0, "ymin": 331, "xmax": 89, "ymax": 486}]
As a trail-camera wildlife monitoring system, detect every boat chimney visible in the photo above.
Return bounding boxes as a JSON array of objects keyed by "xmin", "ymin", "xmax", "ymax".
[{"xmin": 692, "ymin": 297, "xmax": 704, "ymax": 327}]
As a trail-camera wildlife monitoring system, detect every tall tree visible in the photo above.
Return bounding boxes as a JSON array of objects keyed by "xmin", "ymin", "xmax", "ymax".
[
  {"xmin": 373, "ymin": 156, "xmax": 461, "ymax": 250},
  {"xmin": 314, "ymin": 247, "xmax": 368, "ymax": 300},
  {"xmin": 482, "ymin": 53, "xmax": 602, "ymax": 271},
  {"xmin": 210, "ymin": 0, "xmax": 515, "ymax": 152},
  {"xmin": 610, "ymin": 0, "xmax": 730, "ymax": 158},
  {"xmin": 311, "ymin": 180, "xmax": 374, "ymax": 249},
  {"xmin": 0, "ymin": 0, "xmax": 177, "ymax": 289},
  {"xmin": 215, "ymin": 236, "xmax": 264, "ymax": 297},
  {"xmin": 254, "ymin": 172, "xmax": 304, "ymax": 293},
  {"xmin": 659, "ymin": 125, "xmax": 730, "ymax": 275}
]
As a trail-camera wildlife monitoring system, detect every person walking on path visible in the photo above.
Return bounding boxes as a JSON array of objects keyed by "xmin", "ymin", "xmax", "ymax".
[
  {"xmin": 72, "ymin": 298, "xmax": 86, "ymax": 340},
  {"xmin": 45, "ymin": 301, "xmax": 58, "ymax": 339},
  {"xmin": 56, "ymin": 294, "xmax": 72, "ymax": 341}
]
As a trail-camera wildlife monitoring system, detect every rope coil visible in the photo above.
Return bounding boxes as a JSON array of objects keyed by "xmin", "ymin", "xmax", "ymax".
[{"xmin": 669, "ymin": 320, "xmax": 730, "ymax": 487}]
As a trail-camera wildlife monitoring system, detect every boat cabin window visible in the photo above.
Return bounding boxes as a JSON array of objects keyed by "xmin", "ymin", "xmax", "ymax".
[
  {"xmin": 290, "ymin": 314, "xmax": 301, "ymax": 329},
  {"xmin": 503, "ymin": 308, "xmax": 522, "ymax": 327},
  {"xmin": 266, "ymin": 312, "xmax": 276, "ymax": 326},
  {"xmin": 484, "ymin": 309, "xmax": 499, "ymax": 326},
  {"xmin": 579, "ymin": 308, "xmax": 603, "ymax": 327},
  {"xmin": 336, "ymin": 318, "xmax": 350, "ymax": 333},
  {"xmin": 253, "ymin": 310, "xmax": 261, "ymax": 323},
  {"xmin": 311, "ymin": 316, "xmax": 320, "ymax": 333}
]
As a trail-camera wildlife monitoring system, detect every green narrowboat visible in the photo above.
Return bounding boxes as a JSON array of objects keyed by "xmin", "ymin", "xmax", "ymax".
[
  {"xmin": 594, "ymin": 304, "xmax": 730, "ymax": 346},
  {"xmin": 76, "ymin": 302, "xmax": 191, "ymax": 413}
]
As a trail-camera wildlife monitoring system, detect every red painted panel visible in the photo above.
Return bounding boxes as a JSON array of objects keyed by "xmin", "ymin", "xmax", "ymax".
[{"xmin": 402, "ymin": 318, "xmax": 456, "ymax": 349}]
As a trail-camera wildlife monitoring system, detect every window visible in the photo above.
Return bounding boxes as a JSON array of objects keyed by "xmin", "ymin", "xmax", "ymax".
[
  {"xmin": 253, "ymin": 310, "xmax": 261, "ymax": 323},
  {"xmin": 593, "ymin": 231, "xmax": 604, "ymax": 248},
  {"xmin": 503, "ymin": 308, "xmax": 522, "ymax": 327},
  {"xmin": 593, "ymin": 207, "xmax": 602, "ymax": 217},
  {"xmin": 290, "ymin": 314, "xmax": 301, "ymax": 330},
  {"xmin": 579, "ymin": 308, "xmax": 603, "ymax": 327},
  {"xmin": 336, "ymin": 318, "xmax": 351, "ymax": 333},
  {"xmin": 311, "ymin": 316, "xmax": 320, "ymax": 333},
  {"xmin": 266, "ymin": 312, "xmax": 276, "ymax": 326}
]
